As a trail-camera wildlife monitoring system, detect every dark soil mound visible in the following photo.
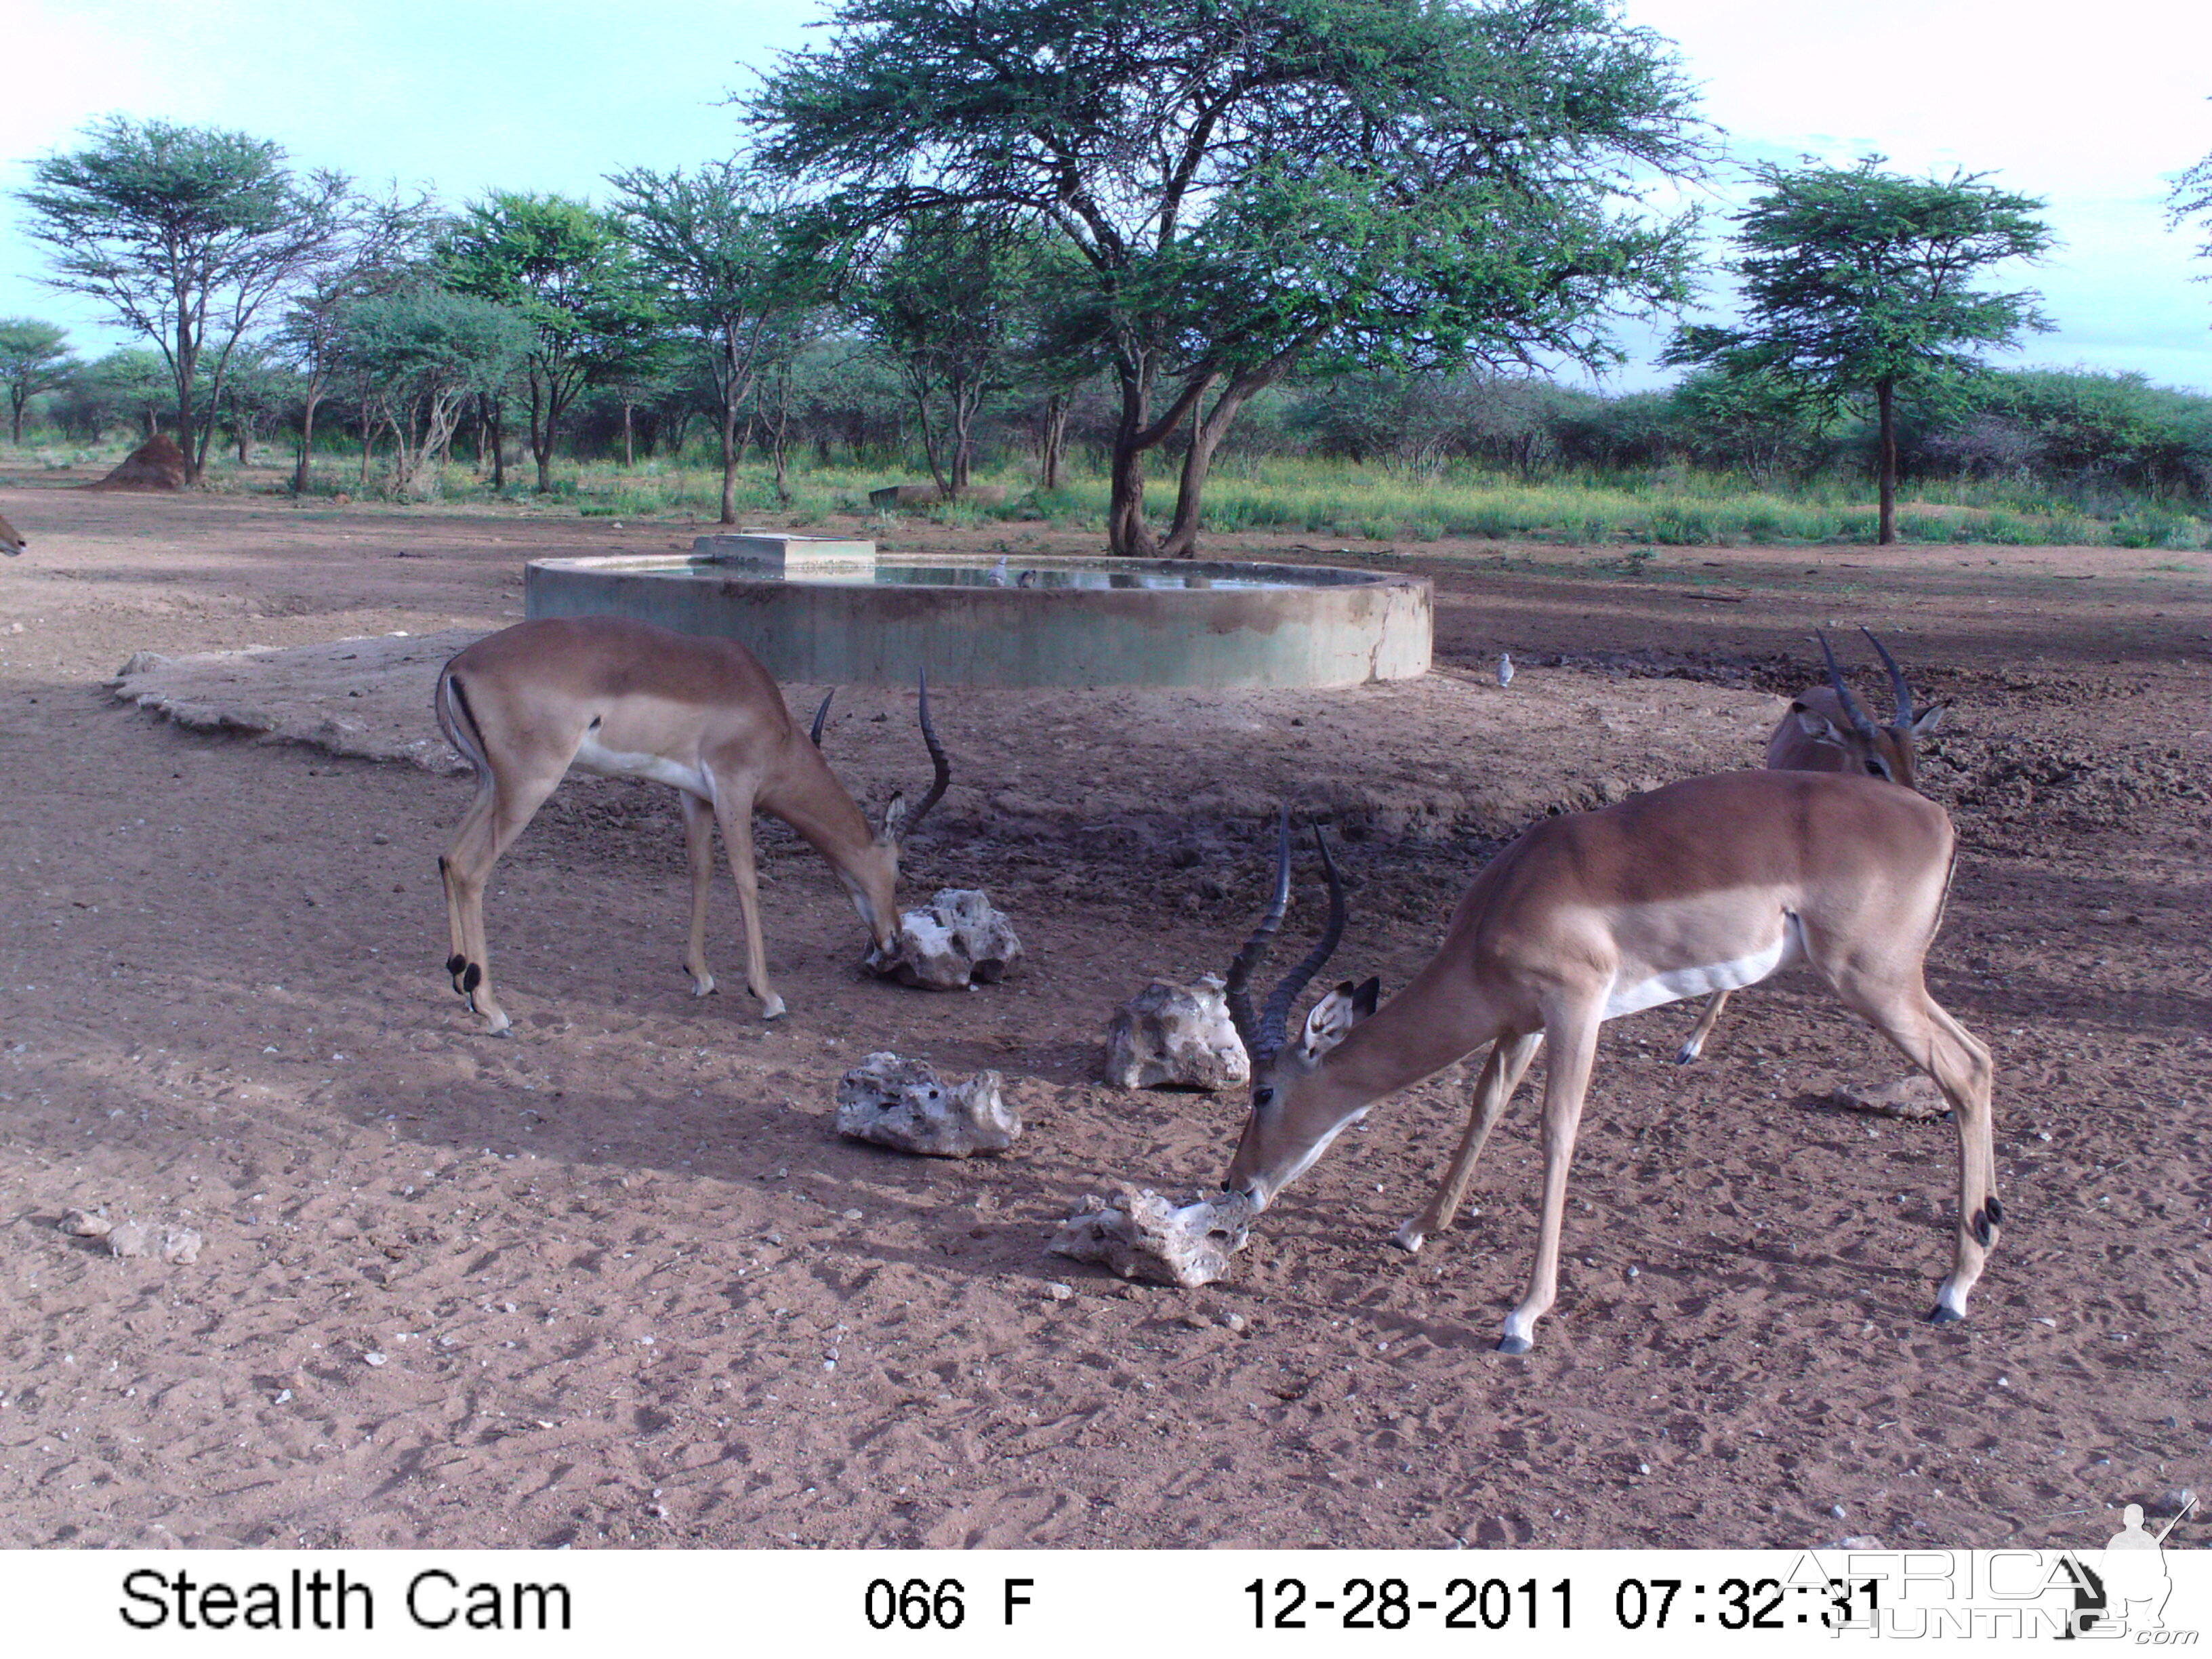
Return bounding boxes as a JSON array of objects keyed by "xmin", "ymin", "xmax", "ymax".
[{"xmin": 88, "ymin": 434, "xmax": 188, "ymax": 492}]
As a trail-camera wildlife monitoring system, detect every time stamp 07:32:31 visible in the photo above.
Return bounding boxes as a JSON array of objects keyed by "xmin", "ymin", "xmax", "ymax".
[{"xmin": 1244, "ymin": 1574, "xmax": 1880, "ymax": 1632}]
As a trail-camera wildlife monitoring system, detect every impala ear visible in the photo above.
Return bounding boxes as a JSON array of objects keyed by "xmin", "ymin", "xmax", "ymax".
[
  {"xmin": 1909, "ymin": 703, "xmax": 1946, "ymax": 739},
  {"xmin": 1298, "ymin": 977, "xmax": 1379, "ymax": 1060},
  {"xmin": 1792, "ymin": 701, "xmax": 1849, "ymax": 748},
  {"xmin": 876, "ymin": 790, "xmax": 909, "ymax": 844}
]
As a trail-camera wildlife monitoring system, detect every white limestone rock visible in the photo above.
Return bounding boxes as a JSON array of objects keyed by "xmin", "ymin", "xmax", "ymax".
[
  {"xmin": 1833, "ymin": 1074, "xmax": 1949, "ymax": 1120},
  {"xmin": 835, "ymin": 1052, "xmax": 1021, "ymax": 1157},
  {"xmin": 1048, "ymin": 1185, "xmax": 1256, "ymax": 1289},
  {"xmin": 872, "ymin": 888, "xmax": 1024, "ymax": 991},
  {"xmin": 1103, "ymin": 975, "xmax": 1249, "ymax": 1091}
]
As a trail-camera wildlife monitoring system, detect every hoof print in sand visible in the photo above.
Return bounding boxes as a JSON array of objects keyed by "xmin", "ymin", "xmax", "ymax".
[
  {"xmin": 1048, "ymin": 1185, "xmax": 1256, "ymax": 1288},
  {"xmin": 1103, "ymin": 974, "xmax": 1249, "ymax": 1091},
  {"xmin": 869, "ymin": 888, "xmax": 1024, "ymax": 991},
  {"xmin": 835, "ymin": 1052, "xmax": 1021, "ymax": 1157}
]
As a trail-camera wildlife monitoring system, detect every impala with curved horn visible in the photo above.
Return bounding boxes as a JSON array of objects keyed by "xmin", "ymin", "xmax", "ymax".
[
  {"xmin": 1673, "ymin": 627, "xmax": 1946, "ymax": 1065},
  {"xmin": 434, "ymin": 615, "xmax": 950, "ymax": 1033},
  {"xmin": 1220, "ymin": 779, "xmax": 1996, "ymax": 1354}
]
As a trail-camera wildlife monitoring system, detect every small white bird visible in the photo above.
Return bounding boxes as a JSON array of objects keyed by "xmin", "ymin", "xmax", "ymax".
[
  {"xmin": 987, "ymin": 556, "xmax": 1010, "ymax": 586},
  {"xmin": 1496, "ymin": 651, "xmax": 1515, "ymax": 688}
]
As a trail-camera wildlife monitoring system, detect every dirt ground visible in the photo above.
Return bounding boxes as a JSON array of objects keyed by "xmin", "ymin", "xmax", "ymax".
[{"xmin": 1, "ymin": 472, "xmax": 2206, "ymax": 1551}]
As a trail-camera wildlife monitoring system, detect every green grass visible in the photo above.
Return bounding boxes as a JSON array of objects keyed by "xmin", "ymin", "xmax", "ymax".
[{"xmin": 23, "ymin": 430, "xmax": 2204, "ymax": 551}]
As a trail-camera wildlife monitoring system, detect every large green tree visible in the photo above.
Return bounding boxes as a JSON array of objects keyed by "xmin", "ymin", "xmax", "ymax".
[
  {"xmin": 0, "ymin": 318, "xmax": 81, "ymax": 446},
  {"xmin": 750, "ymin": 0, "xmax": 1711, "ymax": 556},
  {"xmin": 1667, "ymin": 157, "xmax": 2052, "ymax": 544},
  {"xmin": 851, "ymin": 209, "xmax": 1045, "ymax": 494},
  {"xmin": 17, "ymin": 117, "xmax": 350, "ymax": 485},
  {"xmin": 334, "ymin": 285, "xmax": 531, "ymax": 499},
  {"xmin": 607, "ymin": 164, "xmax": 823, "ymax": 521},
  {"xmin": 274, "ymin": 186, "xmax": 441, "ymax": 493},
  {"xmin": 443, "ymin": 192, "xmax": 661, "ymax": 492}
]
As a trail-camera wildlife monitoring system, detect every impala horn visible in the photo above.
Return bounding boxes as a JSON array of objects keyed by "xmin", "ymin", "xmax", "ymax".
[
  {"xmin": 1224, "ymin": 808, "xmax": 1293, "ymax": 1060},
  {"xmin": 1816, "ymin": 630, "xmax": 1881, "ymax": 741},
  {"xmin": 1223, "ymin": 808, "xmax": 1348, "ymax": 1062},
  {"xmin": 903, "ymin": 669, "xmax": 952, "ymax": 837},
  {"xmin": 810, "ymin": 689, "xmax": 835, "ymax": 746},
  {"xmin": 1258, "ymin": 822, "xmax": 1347, "ymax": 1059},
  {"xmin": 1860, "ymin": 626, "xmax": 1914, "ymax": 726}
]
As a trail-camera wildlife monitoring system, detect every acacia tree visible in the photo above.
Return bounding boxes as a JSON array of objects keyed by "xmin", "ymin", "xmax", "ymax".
[
  {"xmin": 2171, "ymin": 142, "xmax": 2212, "ymax": 273},
  {"xmin": 850, "ymin": 209, "xmax": 1044, "ymax": 494},
  {"xmin": 274, "ymin": 186, "xmax": 440, "ymax": 493},
  {"xmin": 1667, "ymin": 157, "xmax": 2052, "ymax": 544},
  {"xmin": 17, "ymin": 117, "xmax": 350, "ymax": 485},
  {"xmin": 443, "ymin": 192, "xmax": 661, "ymax": 491},
  {"xmin": 0, "ymin": 319, "xmax": 80, "ymax": 445},
  {"xmin": 751, "ymin": 0, "xmax": 1711, "ymax": 555},
  {"xmin": 608, "ymin": 164, "xmax": 821, "ymax": 521},
  {"xmin": 334, "ymin": 285, "xmax": 531, "ymax": 499}
]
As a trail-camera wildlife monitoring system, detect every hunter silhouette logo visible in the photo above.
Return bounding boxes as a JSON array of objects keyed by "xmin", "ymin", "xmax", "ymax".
[{"xmin": 2059, "ymin": 1495, "xmax": 2197, "ymax": 1639}]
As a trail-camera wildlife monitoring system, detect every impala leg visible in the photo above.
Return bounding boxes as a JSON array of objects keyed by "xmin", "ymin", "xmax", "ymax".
[
  {"xmin": 1500, "ymin": 1009, "xmax": 1601, "ymax": 1355},
  {"xmin": 1677, "ymin": 989, "xmax": 1729, "ymax": 1065},
  {"xmin": 679, "ymin": 791, "xmax": 718, "ymax": 997},
  {"xmin": 1837, "ymin": 975, "xmax": 1998, "ymax": 1324},
  {"xmin": 440, "ymin": 767, "xmax": 562, "ymax": 1036},
  {"xmin": 1393, "ymin": 1031, "xmax": 1542, "ymax": 1253},
  {"xmin": 710, "ymin": 787, "xmax": 784, "ymax": 1020},
  {"xmin": 441, "ymin": 773, "xmax": 497, "ymax": 995}
]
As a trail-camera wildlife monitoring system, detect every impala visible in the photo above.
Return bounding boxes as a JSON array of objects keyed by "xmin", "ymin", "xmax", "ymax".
[
  {"xmin": 0, "ymin": 510, "xmax": 23, "ymax": 556},
  {"xmin": 434, "ymin": 615, "xmax": 949, "ymax": 1033},
  {"xmin": 1220, "ymin": 777, "xmax": 1995, "ymax": 1353},
  {"xmin": 1674, "ymin": 628, "xmax": 1946, "ymax": 1064}
]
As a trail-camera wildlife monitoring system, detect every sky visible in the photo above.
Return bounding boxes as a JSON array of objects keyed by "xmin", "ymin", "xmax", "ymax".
[{"xmin": 3, "ymin": 0, "xmax": 2209, "ymax": 394}]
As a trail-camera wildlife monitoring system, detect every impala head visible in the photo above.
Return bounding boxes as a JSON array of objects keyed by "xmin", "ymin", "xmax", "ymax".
[
  {"xmin": 1221, "ymin": 809, "xmax": 1380, "ymax": 1212},
  {"xmin": 1790, "ymin": 628, "xmax": 1944, "ymax": 789},
  {"xmin": 838, "ymin": 672, "xmax": 952, "ymax": 963},
  {"xmin": 0, "ymin": 512, "xmax": 23, "ymax": 557}
]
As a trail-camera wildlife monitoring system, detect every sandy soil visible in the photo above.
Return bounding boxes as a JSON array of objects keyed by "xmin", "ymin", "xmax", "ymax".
[{"xmin": 1, "ymin": 472, "xmax": 2207, "ymax": 1551}]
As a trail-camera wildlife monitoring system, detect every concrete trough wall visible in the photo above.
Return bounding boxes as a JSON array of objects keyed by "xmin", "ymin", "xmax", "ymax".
[{"xmin": 524, "ymin": 555, "xmax": 1431, "ymax": 688}]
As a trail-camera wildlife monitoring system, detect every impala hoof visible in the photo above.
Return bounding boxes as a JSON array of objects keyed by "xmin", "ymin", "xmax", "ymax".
[
  {"xmin": 1496, "ymin": 1334, "xmax": 1534, "ymax": 1355},
  {"xmin": 760, "ymin": 994, "xmax": 787, "ymax": 1021},
  {"xmin": 1389, "ymin": 1223, "xmax": 1425, "ymax": 1254},
  {"xmin": 1673, "ymin": 1042, "xmax": 1701, "ymax": 1065},
  {"xmin": 690, "ymin": 975, "xmax": 716, "ymax": 998},
  {"xmin": 1926, "ymin": 1303, "xmax": 1965, "ymax": 1326}
]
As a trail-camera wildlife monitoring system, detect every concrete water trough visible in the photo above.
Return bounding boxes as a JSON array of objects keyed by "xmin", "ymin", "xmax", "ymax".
[{"xmin": 524, "ymin": 534, "xmax": 1431, "ymax": 689}]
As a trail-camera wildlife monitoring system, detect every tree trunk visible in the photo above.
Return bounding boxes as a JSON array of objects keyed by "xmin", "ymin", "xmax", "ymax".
[
  {"xmin": 8, "ymin": 394, "xmax": 23, "ymax": 447},
  {"xmin": 622, "ymin": 400, "xmax": 635, "ymax": 470},
  {"xmin": 294, "ymin": 382, "xmax": 325, "ymax": 495},
  {"xmin": 1876, "ymin": 377, "xmax": 1898, "ymax": 546},
  {"xmin": 528, "ymin": 375, "xmax": 553, "ymax": 493},
  {"xmin": 718, "ymin": 398, "xmax": 739, "ymax": 525},
  {"xmin": 1106, "ymin": 428, "xmax": 1158, "ymax": 556},
  {"xmin": 1105, "ymin": 361, "xmax": 1158, "ymax": 556},
  {"xmin": 1038, "ymin": 393, "xmax": 1069, "ymax": 491},
  {"xmin": 1160, "ymin": 386, "xmax": 1249, "ymax": 558},
  {"xmin": 485, "ymin": 394, "xmax": 506, "ymax": 491},
  {"xmin": 948, "ymin": 377, "xmax": 978, "ymax": 493}
]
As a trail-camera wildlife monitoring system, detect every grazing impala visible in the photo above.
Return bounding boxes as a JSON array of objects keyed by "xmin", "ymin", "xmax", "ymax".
[
  {"xmin": 434, "ymin": 615, "xmax": 949, "ymax": 1033},
  {"xmin": 0, "ymin": 511, "xmax": 24, "ymax": 556},
  {"xmin": 1220, "ymin": 779, "xmax": 1995, "ymax": 1354},
  {"xmin": 1673, "ymin": 628, "xmax": 1946, "ymax": 1064}
]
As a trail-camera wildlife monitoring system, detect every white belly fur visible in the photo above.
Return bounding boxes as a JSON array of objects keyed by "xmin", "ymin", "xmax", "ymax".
[
  {"xmin": 571, "ymin": 735, "xmax": 711, "ymax": 798},
  {"xmin": 1602, "ymin": 914, "xmax": 1805, "ymax": 1021}
]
